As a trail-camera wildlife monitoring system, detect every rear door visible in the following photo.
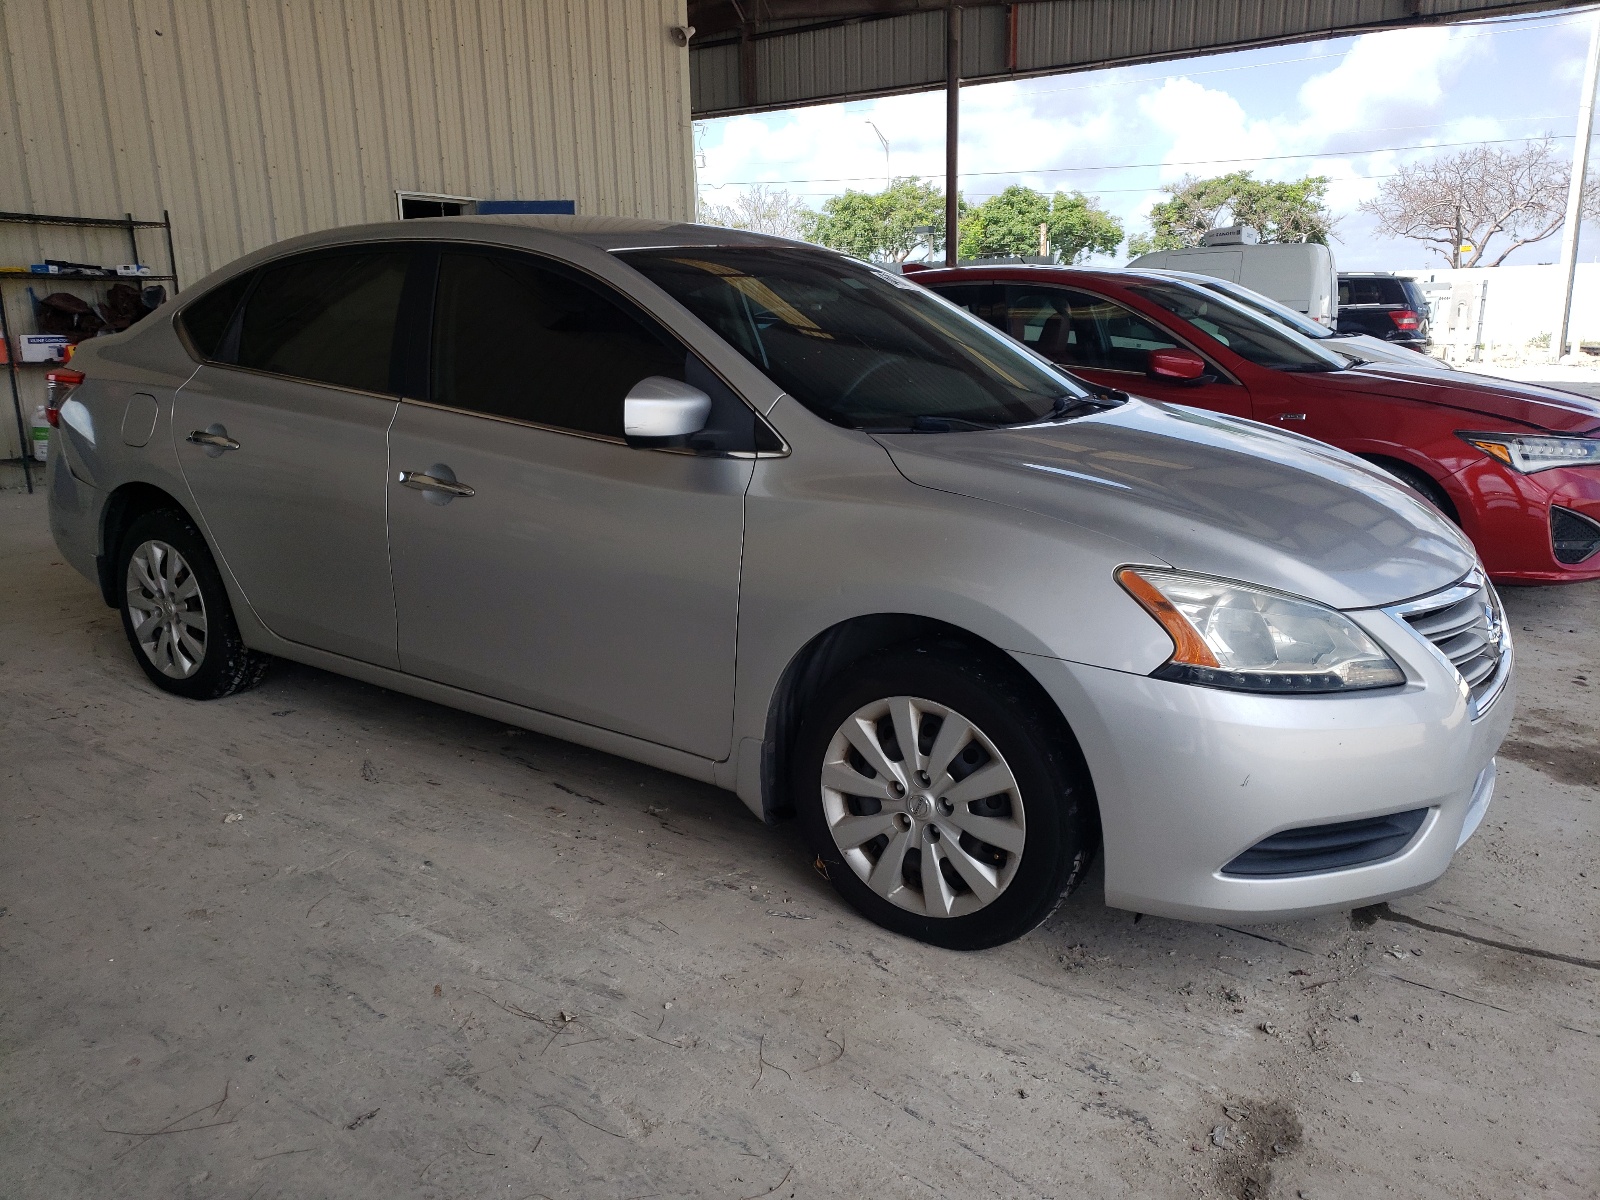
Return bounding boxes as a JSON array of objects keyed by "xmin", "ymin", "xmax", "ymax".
[
  {"xmin": 172, "ymin": 246, "xmax": 410, "ymax": 667},
  {"xmin": 992, "ymin": 283, "xmax": 1253, "ymax": 418},
  {"xmin": 385, "ymin": 249, "xmax": 753, "ymax": 760}
]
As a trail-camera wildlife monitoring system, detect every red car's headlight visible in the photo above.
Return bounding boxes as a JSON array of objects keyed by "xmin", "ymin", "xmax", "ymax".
[{"xmin": 1459, "ymin": 432, "xmax": 1600, "ymax": 474}]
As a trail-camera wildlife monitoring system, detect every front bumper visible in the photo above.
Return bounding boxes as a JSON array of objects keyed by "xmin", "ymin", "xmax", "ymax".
[
  {"xmin": 1450, "ymin": 458, "xmax": 1600, "ymax": 583},
  {"xmin": 1017, "ymin": 601, "xmax": 1513, "ymax": 922}
]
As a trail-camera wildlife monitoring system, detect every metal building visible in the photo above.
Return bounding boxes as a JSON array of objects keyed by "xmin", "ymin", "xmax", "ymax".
[{"xmin": 0, "ymin": 0, "xmax": 696, "ymax": 465}]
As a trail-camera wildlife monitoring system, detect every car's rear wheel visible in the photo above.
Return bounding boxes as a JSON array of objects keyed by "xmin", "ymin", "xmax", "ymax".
[
  {"xmin": 116, "ymin": 508, "xmax": 270, "ymax": 699},
  {"xmin": 793, "ymin": 643, "xmax": 1096, "ymax": 949}
]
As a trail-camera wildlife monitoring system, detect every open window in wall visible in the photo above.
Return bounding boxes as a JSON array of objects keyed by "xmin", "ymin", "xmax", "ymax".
[
  {"xmin": 395, "ymin": 193, "xmax": 578, "ymax": 219},
  {"xmin": 396, "ymin": 192, "xmax": 479, "ymax": 219}
]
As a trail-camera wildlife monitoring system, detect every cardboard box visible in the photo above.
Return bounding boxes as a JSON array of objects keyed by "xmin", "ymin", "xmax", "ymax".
[{"xmin": 19, "ymin": 334, "xmax": 72, "ymax": 363}]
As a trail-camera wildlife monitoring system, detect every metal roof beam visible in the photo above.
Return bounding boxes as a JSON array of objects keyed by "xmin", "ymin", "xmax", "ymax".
[{"xmin": 690, "ymin": 0, "xmax": 1572, "ymax": 118}]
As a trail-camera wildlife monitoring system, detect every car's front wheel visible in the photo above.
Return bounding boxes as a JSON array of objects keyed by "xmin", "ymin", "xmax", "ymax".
[
  {"xmin": 116, "ymin": 508, "xmax": 270, "ymax": 699},
  {"xmin": 793, "ymin": 644, "xmax": 1097, "ymax": 949}
]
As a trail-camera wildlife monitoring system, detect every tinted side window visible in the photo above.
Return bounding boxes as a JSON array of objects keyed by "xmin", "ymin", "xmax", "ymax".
[
  {"xmin": 1340, "ymin": 277, "xmax": 1406, "ymax": 306},
  {"xmin": 1001, "ymin": 285, "xmax": 1177, "ymax": 372},
  {"xmin": 931, "ymin": 283, "xmax": 995, "ymax": 318},
  {"xmin": 431, "ymin": 252, "xmax": 686, "ymax": 438},
  {"xmin": 237, "ymin": 251, "xmax": 409, "ymax": 392},
  {"xmin": 178, "ymin": 272, "xmax": 253, "ymax": 360}
]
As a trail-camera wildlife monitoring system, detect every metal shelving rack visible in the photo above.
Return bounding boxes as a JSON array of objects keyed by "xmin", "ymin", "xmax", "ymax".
[{"xmin": 1, "ymin": 210, "xmax": 179, "ymax": 493}]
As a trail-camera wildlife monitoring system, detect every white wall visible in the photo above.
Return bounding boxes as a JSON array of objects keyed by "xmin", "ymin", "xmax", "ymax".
[{"xmin": 1396, "ymin": 264, "xmax": 1600, "ymax": 359}]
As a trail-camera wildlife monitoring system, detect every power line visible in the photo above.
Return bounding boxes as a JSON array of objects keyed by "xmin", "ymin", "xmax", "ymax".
[
  {"xmin": 699, "ymin": 113, "xmax": 1570, "ymax": 175},
  {"xmin": 702, "ymin": 132, "xmax": 1576, "ymax": 189}
]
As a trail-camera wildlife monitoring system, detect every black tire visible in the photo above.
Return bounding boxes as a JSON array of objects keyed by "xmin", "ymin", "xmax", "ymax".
[
  {"xmin": 115, "ymin": 507, "xmax": 270, "ymax": 699},
  {"xmin": 792, "ymin": 643, "xmax": 1097, "ymax": 950},
  {"xmin": 1372, "ymin": 458, "xmax": 1459, "ymax": 524}
]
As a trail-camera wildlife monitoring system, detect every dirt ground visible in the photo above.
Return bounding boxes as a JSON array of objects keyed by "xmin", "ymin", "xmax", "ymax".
[{"xmin": 1, "ymin": 486, "xmax": 1595, "ymax": 1200}]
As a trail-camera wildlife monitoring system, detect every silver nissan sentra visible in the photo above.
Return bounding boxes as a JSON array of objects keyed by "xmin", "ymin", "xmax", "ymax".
[{"xmin": 45, "ymin": 217, "xmax": 1512, "ymax": 949}]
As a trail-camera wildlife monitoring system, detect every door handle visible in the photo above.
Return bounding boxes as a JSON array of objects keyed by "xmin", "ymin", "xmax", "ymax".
[
  {"xmin": 1275, "ymin": 413, "xmax": 1307, "ymax": 422},
  {"xmin": 186, "ymin": 426, "xmax": 240, "ymax": 455},
  {"xmin": 398, "ymin": 470, "xmax": 475, "ymax": 499}
]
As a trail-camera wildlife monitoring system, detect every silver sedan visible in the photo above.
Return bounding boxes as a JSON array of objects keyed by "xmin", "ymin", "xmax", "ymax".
[{"xmin": 45, "ymin": 218, "xmax": 1511, "ymax": 948}]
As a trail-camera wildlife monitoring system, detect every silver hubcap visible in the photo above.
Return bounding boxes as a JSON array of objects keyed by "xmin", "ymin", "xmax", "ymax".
[
  {"xmin": 125, "ymin": 539, "xmax": 208, "ymax": 679},
  {"xmin": 821, "ymin": 695, "xmax": 1025, "ymax": 919}
]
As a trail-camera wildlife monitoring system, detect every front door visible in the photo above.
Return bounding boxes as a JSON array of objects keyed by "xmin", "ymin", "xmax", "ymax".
[
  {"xmin": 992, "ymin": 284, "xmax": 1253, "ymax": 419},
  {"xmin": 386, "ymin": 250, "xmax": 751, "ymax": 760},
  {"xmin": 173, "ymin": 247, "xmax": 410, "ymax": 667}
]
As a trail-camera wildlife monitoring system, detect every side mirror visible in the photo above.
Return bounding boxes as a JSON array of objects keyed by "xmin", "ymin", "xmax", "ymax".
[
  {"xmin": 623, "ymin": 376, "xmax": 712, "ymax": 448},
  {"xmin": 1147, "ymin": 347, "xmax": 1210, "ymax": 383}
]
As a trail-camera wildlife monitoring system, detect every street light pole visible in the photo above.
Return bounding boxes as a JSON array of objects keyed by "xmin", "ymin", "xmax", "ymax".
[
  {"xmin": 1555, "ymin": 9, "xmax": 1600, "ymax": 360},
  {"xmin": 866, "ymin": 121, "xmax": 890, "ymax": 190},
  {"xmin": 945, "ymin": 3, "xmax": 961, "ymax": 267}
]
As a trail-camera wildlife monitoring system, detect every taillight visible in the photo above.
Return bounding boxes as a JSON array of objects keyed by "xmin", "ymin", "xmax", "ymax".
[
  {"xmin": 1389, "ymin": 309, "xmax": 1420, "ymax": 332},
  {"xmin": 45, "ymin": 368, "xmax": 84, "ymax": 427}
]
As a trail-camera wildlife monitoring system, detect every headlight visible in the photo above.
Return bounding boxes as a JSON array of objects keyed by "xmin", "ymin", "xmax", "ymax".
[
  {"xmin": 1116, "ymin": 568, "xmax": 1406, "ymax": 694},
  {"xmin": 1459, "ymin": 431, "xmax": 1600, "ymax": 474}
]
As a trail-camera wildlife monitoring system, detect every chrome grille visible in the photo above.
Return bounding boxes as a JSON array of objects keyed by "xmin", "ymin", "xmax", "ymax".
[{"xmin": 1390, "ymin": 571, "xmax": 1509, "ymax": 717}]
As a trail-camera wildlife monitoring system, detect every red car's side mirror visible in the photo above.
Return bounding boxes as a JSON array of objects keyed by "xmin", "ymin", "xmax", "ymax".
[{"xmin": 1147, "ymin": 347, "xmax": 1210, "ymax": 381}]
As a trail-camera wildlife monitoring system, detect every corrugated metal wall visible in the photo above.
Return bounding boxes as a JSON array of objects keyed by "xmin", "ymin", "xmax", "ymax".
[
  {"xmin": 0, "ymin": 0, "xmax": 693, "ymax": 462},
  {"xmin": 690, "ymin": 0, "xmax": 1563, "ymax": 116}
]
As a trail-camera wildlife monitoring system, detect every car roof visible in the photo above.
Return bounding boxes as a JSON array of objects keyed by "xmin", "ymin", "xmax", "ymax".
[
  {"xmin": 907, "ymin": 263, "xmax": 1167, "ymax": 287},
  {"xmin": 176, "ymin": 217, "xmax": 826, "ymax": 300}
]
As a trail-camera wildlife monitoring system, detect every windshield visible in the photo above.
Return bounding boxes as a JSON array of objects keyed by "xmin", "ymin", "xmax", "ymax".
[
  {"xmin": 1167, "ymin": 273, "xmax": 1333, "ymax": 340},
  {"xmin": 1124, "ymin": 277, "xmax": 1349, "ymax": 373},
  {"xmin": 618, "ymin": 246, "xmax": 1091, "ymax": 431}
]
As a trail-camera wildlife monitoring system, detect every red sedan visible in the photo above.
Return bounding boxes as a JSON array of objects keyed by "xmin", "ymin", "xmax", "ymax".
[{"xmin": 908, "ymin": 265, "xmax": 1600, "ymax": 584}]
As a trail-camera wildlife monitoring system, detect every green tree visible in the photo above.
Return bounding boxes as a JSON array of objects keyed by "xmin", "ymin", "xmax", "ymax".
[
  {"xmin": 959, "ymin": 186, "xmax": 1124, "ymax": 263},
  {"xmin": 804, "ymin": 177, "xmax": 951, "ymax": 262},
  {"xmin": 1128, "ymin": 171, "xmax": 1334, "ymax": 257}
]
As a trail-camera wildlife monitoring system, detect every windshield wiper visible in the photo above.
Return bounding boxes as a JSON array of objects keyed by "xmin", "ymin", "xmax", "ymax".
[
  {"xmin": 865, "ymin": 415, "xmax": 1008, "ymax": 433},
  {"xmin": 870, "ymin": 393, "xmax": 1124, "ymax": 434},
  {"xmin": 1046, "ymin": 392, "xmax": 1125, "ymax": 417}
]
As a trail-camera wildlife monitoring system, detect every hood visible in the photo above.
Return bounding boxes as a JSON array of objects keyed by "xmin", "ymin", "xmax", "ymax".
[
  {"xmin": 1325, "ymin": 361, "xmax": 1600, "ymax": 433},
  {"xmin": 877, "ymin": 399, "xmax": 1476, "ymax": 610}
]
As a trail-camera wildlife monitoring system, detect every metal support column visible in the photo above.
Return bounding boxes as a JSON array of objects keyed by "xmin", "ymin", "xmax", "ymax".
[
  {"xmin": 944, "ymin": 4, "xmax": 961, "ymax": 267},
  {"xmin": 1, "ymin": 298, "xmax": 32, "ymax": 493}
]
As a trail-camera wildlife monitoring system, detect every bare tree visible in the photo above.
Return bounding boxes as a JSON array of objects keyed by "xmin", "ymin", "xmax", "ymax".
[
  {"xmin": 1360, "ymin": 139, "xmax": 1577, "ymax": 267},
  {"xmin": 698, "ymin": 183, "xmax": 814, "ymax": 241}
]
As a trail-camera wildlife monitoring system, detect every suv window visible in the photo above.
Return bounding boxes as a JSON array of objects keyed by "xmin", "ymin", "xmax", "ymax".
[
  {"xmin": 1339, "ymin": 276, "xmax": 1407, "ymax": 306},
  {"xmin": 236, "ymin": 250, "xmax": 409, "ymax": 392},
  {"xmin": 431, "ymin": 252, "xmax": 692, "ymax": 439},
  {"xmin": 999, "ymin": 285, "xmax": 1179, "ymax": 373},
  {"xmin": 178, "ymin": 272, "xmax": 253, "ymax": 360}
]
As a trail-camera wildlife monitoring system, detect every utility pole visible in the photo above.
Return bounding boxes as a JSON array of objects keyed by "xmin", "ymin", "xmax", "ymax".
[
  {"xmin": 1555, "ymin": 9, "xmax": 1600, "ymax": 360},
  {"xmin": 945, "ymin": 4, "xmax": 961, "ymax": 267}
]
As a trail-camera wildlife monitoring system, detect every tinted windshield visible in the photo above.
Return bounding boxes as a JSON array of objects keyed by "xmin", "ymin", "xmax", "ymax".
[
  {"xmin": 1125, "ymin": 278, "xmax": 1348, "ymax": 373},
  {"xmin": 1174, "ymin": 274, "xmax": 1332, "ymax": 340},
  {"xmin": 618, "ymin": 246, "xmax": 1090, "ymax": 430}
]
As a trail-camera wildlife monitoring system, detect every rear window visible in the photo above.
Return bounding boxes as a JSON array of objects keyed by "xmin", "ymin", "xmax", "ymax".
[
  {"xmin": 178, "ymin": 272, "xmax": 253, "ymax": 360},
  {"xmin": 236, "ymin": 250, "xmax": 409, "ymax": 393},
  {"xmin": 1339, "ymin": 276, "xmax": 1408, "ymax": 306}
]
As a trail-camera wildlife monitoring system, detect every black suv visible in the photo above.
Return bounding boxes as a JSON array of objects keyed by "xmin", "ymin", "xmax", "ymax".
[{"xmin": 1336, "ymin": 272, "xmax": 1431, "ymax": 351}]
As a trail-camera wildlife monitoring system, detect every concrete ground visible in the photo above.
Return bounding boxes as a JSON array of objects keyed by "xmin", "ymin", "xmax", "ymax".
[{"xmin": 1, "ymin": 486, "xmax": 1595, "ymax": 1200}]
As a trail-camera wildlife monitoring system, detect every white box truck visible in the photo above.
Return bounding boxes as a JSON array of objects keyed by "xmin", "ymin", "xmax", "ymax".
[{"xmin": 1127, "ymin": 231, "xmax": 1338, "ymax": 327}]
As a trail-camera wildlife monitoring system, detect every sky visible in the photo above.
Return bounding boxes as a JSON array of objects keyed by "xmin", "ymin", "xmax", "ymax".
[{"xmin": 693, "ymin": 7, "xmax": 1600, "ymax": 269}]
